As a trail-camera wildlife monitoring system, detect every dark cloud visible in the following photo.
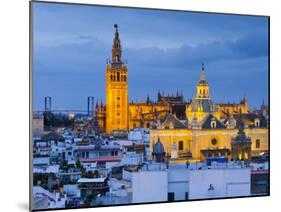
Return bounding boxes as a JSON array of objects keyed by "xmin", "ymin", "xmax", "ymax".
[
  {"xmin": 33, "ymin": 2, "xmax": 268, "ymax": 110},
  {"xmin": 229, "ymin": 31, "xmax": 268, "ymax": 57}
]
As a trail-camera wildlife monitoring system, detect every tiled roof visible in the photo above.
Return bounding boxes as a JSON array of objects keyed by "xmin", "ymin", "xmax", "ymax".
[
  {"xmin": 201, "ymin": 114, "xmax": 226, "ymax": 129},
  {"xmin": 233, "ymin": 113, "xmax": 268, "ymax": 128},
  {"xmin": 163, "ymin": 113, "xmax": 187, "ymax": 129}
]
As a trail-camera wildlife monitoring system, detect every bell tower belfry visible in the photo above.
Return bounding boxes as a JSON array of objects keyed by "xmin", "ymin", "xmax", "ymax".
[
  {"xmin": 105, "ymin": 24, "xmax": 129, "ymax": 133},
  {"xmin": 196, "ymin": 63, "xmax": 210, "ymax": 100}
]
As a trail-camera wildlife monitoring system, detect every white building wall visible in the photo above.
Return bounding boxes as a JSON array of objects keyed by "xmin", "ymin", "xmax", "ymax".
[
  {"xmin": 168, "ymin": 165, "xmax": 190, "ymax": 200},
  {"xmin": 121, "ymin": 152, "xmax": 143, "ymax": 165},
  {"xmin": 106, "ymin": 161, "xmax": 120, "ymax": 169},
  {"xmin": 63, "ymin": 184, "xmax": 80, "ymax": 198},
  {"xmin": 168, "ymin": 182, "xmax": 189, "ymax": 200},
  {"xmin": 132, "ymin": 171, "xmax": 168, "ymax": 203},
  {"xmin": 122, "ymin": 170, "xmax": 133, "ymax": 181},
  {"xmin": 189, "ymin": 168, "xmax": 251, "ymax": 200}
]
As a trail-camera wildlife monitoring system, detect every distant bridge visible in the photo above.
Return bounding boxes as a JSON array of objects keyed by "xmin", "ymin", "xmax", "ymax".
[
  {"xmin": 33, "ymin": 96, "xmax": 96, "ymax": 116},
  {"xmin": 34, "ymin": 109, "xmax": 90, "ymax": 113}
]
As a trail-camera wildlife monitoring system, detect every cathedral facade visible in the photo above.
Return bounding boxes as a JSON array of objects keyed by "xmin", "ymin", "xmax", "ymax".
[
  {"xmin": 150, "ymin": 67, "xmax": 268, "ymax": 162},
  {"xmin": 95, "ymin": 25, "xmax": 268, "ymax": 163}
]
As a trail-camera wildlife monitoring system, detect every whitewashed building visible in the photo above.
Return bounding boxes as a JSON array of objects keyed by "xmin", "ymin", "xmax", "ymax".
[
  {"xmin": 33, "ymin": 186, "xmax": 66, "ymax": 209},
  {"xmin": 189, "ymin": 168, "xmax": 251, "ymax": 199},
  {"xmin": 129, "ymin": 162, "xmax": 251, "ymax": 203},
  {"xmin": 132, "ymin": 170, "xmax": 168, "ymax": 203}
]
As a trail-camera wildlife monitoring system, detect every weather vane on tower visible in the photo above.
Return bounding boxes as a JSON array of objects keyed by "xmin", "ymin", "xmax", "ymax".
[{"xmin": 114, "ymin": 24, "xmax": 118, "ymax": 31}]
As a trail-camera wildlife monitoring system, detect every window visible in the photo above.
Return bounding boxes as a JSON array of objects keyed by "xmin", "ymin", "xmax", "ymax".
[
  {"xmin": 168, "ymin": 192, "xmax": 175, "ymax": 201},
  {"xmin": 178, "ymin": 141, "xmax": 184, "ymax": 151},
  {"xmin": 146, "ymin": 123, "xmax": 150, "ymax": 128},
  {"xmin": 124, "ymin": 75, "xmax": 126, "ymax": 82},
  {"xmin": 117, "ymin": 72, "xmax": 120, "ymax": 81},
  {"xmin": 117, "ymin": 112, "xmax": 120, "ymax": 116},
  {"xmin": 211, "ymin": 121, "xmax": 216, "ymax": 128},
  {"xmin": 97, "ymin": 161, "xmax": 106, "ymax": 168},
  {"xmin": 169, "ymin": 122, "xmax": 174, "ymax": 129},
  {"xmin": 256, "ymin": 139, "xmax": 261, "ymax": 149},
  {"xmin": 185, "ymin": 192, "xmax": 189, "ymax": 200},
  {"xmin": 211, "ymin": 138, "xmax": 217, "ymax": 146},
  {"xmin": 117, "ymin": 97, "xmax": 120, "ymax": 100},
  {"xmin": 255, "ymin": 119, "xmax": 260, "ymax": 127}
]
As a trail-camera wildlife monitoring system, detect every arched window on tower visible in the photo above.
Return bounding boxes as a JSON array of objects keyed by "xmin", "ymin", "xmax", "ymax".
[
  {"xmin": 115, "ymin": 55, "xmax": 119, "ymax": 62},
  {"xmin": 121, "ymin": 75, "xmax": 123, "ymax": 81},
  {"xmin": 113, "ymin": 75, "xmax": 116, "ymax": 81},
  {"xmin": 124, "ymin": 75, "xmax": 127, "ymax": 82},
  {"xmin": 117, "ymin": 72, "xmax": 120, "ymax": 81},
  {"xmin": 110, "ymin": 75, "xmax": 113, "ymax": 81}
]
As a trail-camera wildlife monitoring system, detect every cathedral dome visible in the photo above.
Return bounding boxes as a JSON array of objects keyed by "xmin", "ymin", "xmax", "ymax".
[{"xmin": 153, "ymin": 138, "xmax": 165, "ymax": 154}]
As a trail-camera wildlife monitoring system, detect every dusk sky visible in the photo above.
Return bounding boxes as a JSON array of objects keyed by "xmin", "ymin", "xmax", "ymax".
[{"xmin": 32, "ymin": 2, "xmax": 269, "ymax": 111}]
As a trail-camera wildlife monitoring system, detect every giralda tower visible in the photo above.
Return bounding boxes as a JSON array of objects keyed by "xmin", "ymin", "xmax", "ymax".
[{"xmin": 105, "ymin": 24, "xmax": 128, "ymax": 133}]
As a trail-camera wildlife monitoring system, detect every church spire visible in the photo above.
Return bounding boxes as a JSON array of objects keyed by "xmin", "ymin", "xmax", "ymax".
[
  {"xmin": 199, "ymin": 62, "xmax": 207, "ymax": 84},
  {"xmin": 196, "ymin": 63, "xmax": 210, "ymax": 100},
  {"xmin": 112, "ymin": 24, "xmax": 122, "ymax": 63}
]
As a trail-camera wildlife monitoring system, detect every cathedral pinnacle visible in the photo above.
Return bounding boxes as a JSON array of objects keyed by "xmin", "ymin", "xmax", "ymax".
[
  {"xmin": 112, "ymin": 24, "xmax": 122, "ymax": 63},
  {"xmin": 199, "ymin": 62, "xmax": 207, "ymax": 84}
]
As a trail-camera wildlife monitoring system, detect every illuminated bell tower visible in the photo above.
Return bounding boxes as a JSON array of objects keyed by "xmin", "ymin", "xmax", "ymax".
[
  {"xmin": 186, "ymin": 63, "xmax": 220, "ymax": 124},
  {"xmin": 196, "ymin": 63, "xmax": 210, "ymax": 100},
  {"xmin": 106, "ymin": 24, "xmax": 128, "ymax": 133}
]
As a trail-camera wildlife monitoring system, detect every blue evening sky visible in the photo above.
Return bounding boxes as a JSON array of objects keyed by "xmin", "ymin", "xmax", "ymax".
[{"xmin": 32, "ymin": 2, "xmax": 269, "ymax": 111}]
